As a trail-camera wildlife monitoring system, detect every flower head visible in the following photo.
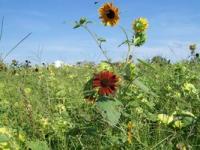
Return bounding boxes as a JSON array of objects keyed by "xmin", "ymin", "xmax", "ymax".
[
  {"xmin": 133, "ymin": 17, "xmax": 149, "ymax": 33},
  {"xmin": 189, "ymin": 44, "xmax": 196, "ymax": 51},
  {"xmin": 99, "ymin": 3, "xmax": 120, "ymax": 26},
  {"xmin": 93, "ymin": 71, "xmax": 119, "ymax": 95}
]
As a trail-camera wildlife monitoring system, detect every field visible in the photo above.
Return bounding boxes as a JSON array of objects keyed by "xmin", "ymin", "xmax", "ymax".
[
  {"xmin": 0, "ymin": 59, "xmax": 200, "ymax": 149},
  {"xmin": 1, "ymin": 1, "xmax": 200, "ymax": 149}
]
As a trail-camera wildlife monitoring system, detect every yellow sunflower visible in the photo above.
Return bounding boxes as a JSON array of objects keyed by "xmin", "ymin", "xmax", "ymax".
[
  {"xmin": 133, "ymin": 17, "xmax": 149, "ymax": 33},
  {"xmin": 98, "ymin": 3, "xmax": 120, "ymax": 26}
]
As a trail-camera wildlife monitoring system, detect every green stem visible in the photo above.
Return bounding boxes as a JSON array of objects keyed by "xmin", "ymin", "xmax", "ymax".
[
  {"xmin": 119, "ymin": 26, "xmax": 132, "ymax": 63},
  {"xmin": 0, "ymin": 16, "xmax": 4, "ymax": 42},
  {"xmin": 3, "ymin": 32, "xmax": 32, "ymax": 61},
  {"xmin": 83, "ymin": 25, "xmax": 117, "ymax": 72},
  {"xmin": 83, "ymin": 26, "xmax": 111, "ymax": 62}
]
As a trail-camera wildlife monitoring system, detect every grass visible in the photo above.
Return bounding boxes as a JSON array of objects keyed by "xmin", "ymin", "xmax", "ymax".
[{"xmin": 0, "ymin": 60, "xmax": 199, "ymax": 149}]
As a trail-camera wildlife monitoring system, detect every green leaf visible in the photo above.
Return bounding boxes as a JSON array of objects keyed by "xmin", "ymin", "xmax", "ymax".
[
  {"xmin": 133, "ymin": 79, "xmax": 158, "ymax": 97},
  {"xmin": 133, "ymin": 32, "xmax": 147, "ymax": 47},
  {"xmin": 96, "ymin": 99, "xmax": 123, "ymax": 126},
  {"xmin": 83, "ymin": 78, "xmax": 96, "ymax": 99},
  {"xmin": 79, "ymin": 18, "xmax": 87, "ymax": 25},
  {"xmin": 73, "ymin": 24, "xmax": 81, "ymax": 29},
  {"xmin": 26, "ymin": 141, "xmax": 49, "ymax": 150},
  {"xmin": 73, "ymin": 18, "xmax": 92, "ymax": 29},
  {"xmin": 171, "ymin": 111, "xmax": 197, "ymax": 128},
  {"xmin": 0, "ymin": 134, "xmax": 10, "ymax": 142},
  {"xmin": 97, "ymin": 37, "xmax": 106, "ymax": 43}
]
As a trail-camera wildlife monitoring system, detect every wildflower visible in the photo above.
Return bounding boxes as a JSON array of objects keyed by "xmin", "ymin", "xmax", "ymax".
[
  {"xmin": 174, "ymin": 92, "xmax": 181, "ymax": 98},
  {"xmin": 157, "ymin": 114, "xmax": 173, "ymax": 125},
  {"xmin": 173, "ymin": 120, "xmax": 184, "ymax": 129},
  {"xmin": 172, "ymin": 111, "xmax": 197, "ymax": 129},
  {"xmin": 127, "ymin": 121, "xmax": 134, "ymax": 144},
  {"xmin": 0, "ymin": 127, "xmax": 12, "ymax": 137},
  {"xmin": 189, "ymin": 44, "xmax": 196, "ymax": 54},
  {"xmin": 24, "ymin": 88, "xmax": 32, "ymax": 95},
  {"xmin": 182, "ymin": 82, "xmax": 197, "ymax": 94},
  {"xmin": 97, "ymin": 61, "xmax": 112, "ymax": 72},
  {"xmin": 55, "ymin": 104, "xmax": 66, "ymax": 114},
  {"xmin": 135, "ymin": 107, "xmax": 143, "ymax": 114},
  {"xmin": 127, "ymin": 131, "xmax": 132, "ymax": 144},
  {"xmin": 93, "ymin": 71, "xmax": 119, "ymax": 96},
  {"xmin": 18, "ymin": 132, "xmax": 26, "ymax": 142},
  {"xmin": 40, "ymin": 117, "xmax": 49, "ymax": 128},
  {"xmin": 176, "ymin": 143, "xmax": 189, "ymax": 150},
  {"xmin": 123, "ymin": 63, "xmax": 135, "ymax": 81},
  {"xmin": 127, "ymin": 121, "xmax": 134, "ymax": 129},
  {"xmin": 133, "ymin": 17, "xmax": 149, "ymax": 33},
  {"xmin": 99, "ymin": 3, "xmax": 120, "ymax": 26},
  {"xmin": 11, "ymin": 59, "xmax": 18, "ymax": 66}
]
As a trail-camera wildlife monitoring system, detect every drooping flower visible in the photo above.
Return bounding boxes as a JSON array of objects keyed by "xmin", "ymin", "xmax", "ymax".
[
  {"xmin": 98, "ymin": 3, "xmax": 120, "ymax": 26},
  {"xmin": 133, "ymin": 17, "xmax": 149, "ymax": 33},
  {"xmin": 93, "ymin": 71, "xmax": 119, "ymax": 95}
]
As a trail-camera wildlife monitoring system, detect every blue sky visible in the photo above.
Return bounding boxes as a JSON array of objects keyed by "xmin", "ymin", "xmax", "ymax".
[{"xmin": 0, "ymin": 0, "xmax": 200, "ymax": 64}]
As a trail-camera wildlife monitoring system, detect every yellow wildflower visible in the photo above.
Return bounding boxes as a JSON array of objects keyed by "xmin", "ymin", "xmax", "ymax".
[
  {"xmin": 157, "ymin": 114, "xmax": 173, "ymax": 124},
  {"xmin": 133, "ymin": 17, "xmax": 149, "ymax": 33}
]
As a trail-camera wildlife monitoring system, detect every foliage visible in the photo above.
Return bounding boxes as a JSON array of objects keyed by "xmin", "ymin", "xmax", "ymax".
[
  {"xmin": 0, "ymin": 1, "xmax": 199, "ymax": 149},
  {"xmin": 0, "ymin": 61, "xmax": 199, "ymax": 149}
]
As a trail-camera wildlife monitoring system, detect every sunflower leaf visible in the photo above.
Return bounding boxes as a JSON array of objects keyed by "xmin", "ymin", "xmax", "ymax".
[
  {"xmin": 73, "ymin": 24, "xmax": 81, "ymax": 29},
  {"xmin": 73, "ymin": 18, "xmax": 90, "ymax": 29},
  {"xmin": 98, "ymin": 37, "xmax": 106, "ymax": 43},
  {"xmin": 79, "ymin": 17, "xmax": 87, "ymax": 25},
  {"xmin": 96, "ymin": 99, "xmax": 123, "ymax": 126}
]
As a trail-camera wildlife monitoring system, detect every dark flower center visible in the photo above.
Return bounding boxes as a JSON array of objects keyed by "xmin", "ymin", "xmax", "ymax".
[
  {"xmin": 101, "ymin": 79, "xmax": 110, "ymax": 87},
  {"xmin": 106, "ymin": 9, "xmax": 115, "ymax": 19}
]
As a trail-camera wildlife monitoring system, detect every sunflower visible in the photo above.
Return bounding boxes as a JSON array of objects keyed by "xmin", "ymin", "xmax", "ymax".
[
  {"xmin": 98, "ymin": 3, "xmax": 120, "ymax": 26},
  {"xmin": 189, "ymin": 44, "xmax": 196, "ymax": 54},
  {"xmin": 93, "ymin": 71, "xmax": 119, "ymax": 96},
  {"xmin": 133, "ymin": 17, "xmax": 149, "ymax": 33}
]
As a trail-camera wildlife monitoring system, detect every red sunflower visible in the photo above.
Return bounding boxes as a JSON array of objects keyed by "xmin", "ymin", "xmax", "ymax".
[{"xmin": 93, "ymin": 71, "xmax": 119, "ymax": 96}]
